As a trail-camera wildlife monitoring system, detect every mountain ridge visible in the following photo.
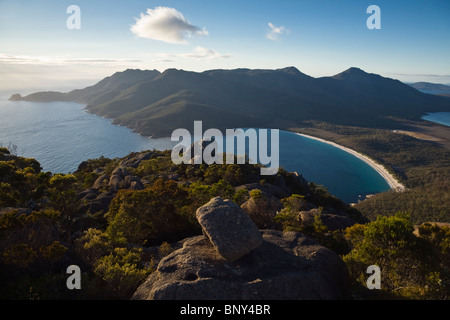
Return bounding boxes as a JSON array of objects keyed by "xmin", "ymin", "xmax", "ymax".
[{"xmin": 9, "ymin": 67, "xmax": 450, "ymax": 137}]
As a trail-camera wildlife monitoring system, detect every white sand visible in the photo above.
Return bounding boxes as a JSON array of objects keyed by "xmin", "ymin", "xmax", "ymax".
[{"xmin": 294, "ymin": 133, "xmax": 406, "ymax": 192}]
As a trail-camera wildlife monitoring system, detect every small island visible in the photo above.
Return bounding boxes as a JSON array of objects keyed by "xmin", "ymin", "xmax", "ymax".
[{"xmin": 8, "ymin": 93, "xmax": 22, "ymax": 101}]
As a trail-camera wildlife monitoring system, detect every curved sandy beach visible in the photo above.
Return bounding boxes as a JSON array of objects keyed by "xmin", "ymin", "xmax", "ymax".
[{"xmin": 294, "ymin": 133, "xmax": 406, "ymax": 192}]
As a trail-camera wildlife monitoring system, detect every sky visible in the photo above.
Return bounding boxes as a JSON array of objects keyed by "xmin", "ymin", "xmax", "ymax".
[{"xmin": 0, "ymin": 0, "xmax": 449, "ymax": 93}]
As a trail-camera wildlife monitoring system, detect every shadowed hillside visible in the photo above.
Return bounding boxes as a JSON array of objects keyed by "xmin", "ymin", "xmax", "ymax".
[{"xmin": 10, "ymin": 67, "xmax": 450, "ymax": 137}]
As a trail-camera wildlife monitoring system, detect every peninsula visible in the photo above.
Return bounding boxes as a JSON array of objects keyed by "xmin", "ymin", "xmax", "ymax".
[{"xmin": 9, "ymin": 67, "xmax": 450, "ymax": 138}]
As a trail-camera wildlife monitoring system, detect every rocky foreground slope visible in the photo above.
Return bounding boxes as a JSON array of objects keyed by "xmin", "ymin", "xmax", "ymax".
[
  {"xmin": 1, "ymin": 147, "xmax": 448, "ymax": 300},
  {"xmin": 133, "ymin": 197, "xmax": 350, "ymax": 300}
]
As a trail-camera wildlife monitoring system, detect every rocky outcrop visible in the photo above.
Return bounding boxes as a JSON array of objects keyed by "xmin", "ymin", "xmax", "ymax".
[
  {"xmin": 132, "ymin": 230, "xmax": 350, "ymax": 300},
  {"xmin": 299, "ymin": 208, "xmax": 356, "ymax": 231},
  {"xmin": 236, "ymin": 182, "xmax": 290, "ymax": 199},
  {"xmin": 80, "ymin": 161, "xmax": 145, "ymax": 214},
  {"xmin": 240, "ymin": 191, "xmax": 283, "ymax": 228},
  {"xmin": 77, "ymin": 188, "xmax": 115, "ymax": 214},
  {"xmin": 292, "ymin": 171, "xmax": 309, "ymax": 190},
  {"xmin": 87, "ymin": 192, "xmax": 115, "ymax": 213},
  {"xmin": 196, "ymin": 197, "xmax": 263, "ymax": 262},
  {"xmin": 320, "ymin": 212, "xmax": 356, "ymax": 231},
  {"xmin": 108, "ymin": 166, "xmax": 144, "ymax": 191},
  {"xmin": 133, "ymin": 196, "xmax": 350, "ymax": 300},
  {"xmin": 0, "ymin": 207, "xmax": 32, "ymax": 216},
  {"xmin": 92, "ymin": 174, "xmax": 109, "ymax": 190},
  {"xmin": 119, "ymin": 151, "xmax": 154, "ymax": 168}
]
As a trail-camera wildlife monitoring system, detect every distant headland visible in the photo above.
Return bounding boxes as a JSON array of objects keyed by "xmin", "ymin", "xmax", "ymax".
[{"xmin": 9, "ymin": 67, "xmax": 450, "ymax": 138}]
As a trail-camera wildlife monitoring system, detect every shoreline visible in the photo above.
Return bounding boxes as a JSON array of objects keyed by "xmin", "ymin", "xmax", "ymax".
[
  {"xmin": 1, "ymin": 95, "xmax": 409, "ymax": 192},
  {"xmin": 294, "ymin": 132, "xmax": 406, "ymax": 192}
]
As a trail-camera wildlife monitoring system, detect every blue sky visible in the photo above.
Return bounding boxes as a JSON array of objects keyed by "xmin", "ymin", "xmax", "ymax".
[{"xmin": 0, "ymin": 0, "xmax": 449, "ymax": 92}]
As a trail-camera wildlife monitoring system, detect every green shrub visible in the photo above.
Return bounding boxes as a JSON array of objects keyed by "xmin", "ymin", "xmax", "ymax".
[
  {"xmin": 74, "ymin": 228, "xmax": 112, "ymax": 266},
  {"xmin": 343, "ymin": 213, "xmax": 450, "ymax": 299},
  {"xmin": 93, "ymin": 247, "xmax": 151, "ymax": 299},
  {"xmin": 233, "ymin": 188, "xmax": 249, "ymax": 206},
  {"xmin": 0, "ymin": 182, "xmax": 21, "ymax": 206},
  {"xmin": 48, "ymin": 174, "xmax": 78, "ymax": 216},
  {"xmin": 158, "ymin": 241, "xmax": 173, "ymax": 257},
  {"xmin": 249, "ymin": 189, "xmax": 262, "ymax": 200},
  {"xmin": 106, "ymin": 179, "xmax": 195, "ymax": 246}
]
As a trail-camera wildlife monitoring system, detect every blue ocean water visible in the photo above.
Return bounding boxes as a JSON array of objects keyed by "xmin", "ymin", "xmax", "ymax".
[
  {"xmin": 0, "ymin": 94, "xmax": 391, "ymax": 203},
  {"xmin": 277, "ymin": 131, "xmax": 390, "ymax": 203},
  {"xmin": 0, "ymin": 94, "xmax": 176, "ymax": 174},
  {"xmin": 197, "ymin": 129, "xmax": 391, "ymax": 203},
  {"xmin": 422, "ymin": 112, "xmax": 450, "ymax": 127}
]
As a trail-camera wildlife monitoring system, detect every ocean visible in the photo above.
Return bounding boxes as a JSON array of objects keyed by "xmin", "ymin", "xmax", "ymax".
[
  {"xmin": 0, "ymin": 94, "xmax": 393, "ymax": 203},
  {"xmin": 422, "ymin": 112, "xmax": 450, "ymax": 127},
  {"xmin": 0, "ymin": 94, "xmax": 176, "ymax": 174}
]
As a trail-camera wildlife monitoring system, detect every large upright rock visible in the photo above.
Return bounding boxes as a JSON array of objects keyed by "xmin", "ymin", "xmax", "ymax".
[
  {"xmin": 196, "ymin": 197, "xmax": 263, "ymax": 262},
  {"xmin": 132, "ymin": 230, "xmax": 350, "ymax": 300}
]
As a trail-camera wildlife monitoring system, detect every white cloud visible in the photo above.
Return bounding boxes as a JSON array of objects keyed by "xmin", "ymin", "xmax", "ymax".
[
  {"xmin": 266, "ymin": 22, "xmax": 289, "ymax": 41},
  {"xmin": 130, "ymin": 7, "xmax": 208, "ymax": 44},
  {"xmin": 179, "ymin": 46, "xmax": 232, "ymax": 60},
  {"xmin": 0, "ymin": 53, "xmax": 141, "ymax": 65},
  {"xmin": 153, "ymin": 47, "xmax": 232, "ymax": 62}
]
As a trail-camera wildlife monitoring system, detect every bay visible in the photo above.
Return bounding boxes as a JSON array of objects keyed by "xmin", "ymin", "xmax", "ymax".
[
  {"xmin": 219, "ymin": 129, "xmax": 390, "ymax": 203},
  {"xmin": 277, "ymin": 131, "xmax": 390, "ymax": 203},
  {"xmin": 0, "ymin": 94, "xmax": 391, "ymax": 203},
  {"xmin": 422, "ymin": 112, "xmax": 450, "ymax": 127}
]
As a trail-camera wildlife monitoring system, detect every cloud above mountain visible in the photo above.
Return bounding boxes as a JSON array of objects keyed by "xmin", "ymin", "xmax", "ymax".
[
  {"xmin": 130, "ymin": 7, "xmax": 208, "ymax": 44},
  {"xmin": 152, "ymin": 46, "xmax": 232, "ymax": 63},
  {"xmin": 266, "ymin": 22, "xmax": 289, "ymax": 41},
  {"xmin": 180, "ymin": 46, "xmax": 232, "ymax": 60}
]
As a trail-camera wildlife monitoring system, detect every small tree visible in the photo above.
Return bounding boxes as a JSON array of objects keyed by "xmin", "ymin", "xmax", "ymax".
[
  {"xmin": 48, "ymin": 174, "xmax": 78, "ymax": 241},
  {"xmin": 343, "ymin": 212, "xmax": 434, "ymax": 298},
  {"xmin": 48, "ymin": 174, "xmax": 78, "ymax": 215}
]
